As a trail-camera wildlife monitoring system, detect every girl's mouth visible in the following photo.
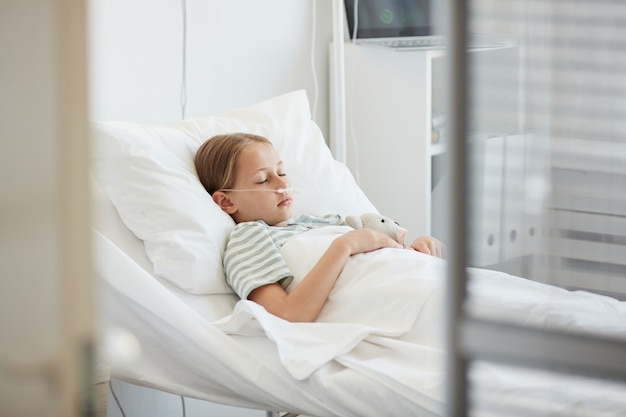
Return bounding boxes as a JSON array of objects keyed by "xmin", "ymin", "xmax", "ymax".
[{"xmin": 278, "ymin": 197, "xmax": 292, "ymax": 207}]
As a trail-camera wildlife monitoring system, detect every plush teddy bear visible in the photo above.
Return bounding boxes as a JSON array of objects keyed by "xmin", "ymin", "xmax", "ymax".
[{"xmin": 345, "ymin": 213, "xmax": 407, "ymax": 247}]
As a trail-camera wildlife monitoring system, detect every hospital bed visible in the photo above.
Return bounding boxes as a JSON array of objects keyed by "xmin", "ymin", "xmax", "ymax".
[{"xmin": 92, "ymin": 90, "xmax": 626, "ymax": 416}]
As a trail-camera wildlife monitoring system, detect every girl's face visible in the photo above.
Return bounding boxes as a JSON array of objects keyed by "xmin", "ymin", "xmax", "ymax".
[{"xmin": 219, "ymin": 142, "xmax": 293, "ymax": 225}]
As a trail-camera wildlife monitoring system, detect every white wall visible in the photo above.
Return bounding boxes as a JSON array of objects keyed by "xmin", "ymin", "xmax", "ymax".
[{"xmin": 88, "ymin": 0, "xmax": 334, "ymax": 137}]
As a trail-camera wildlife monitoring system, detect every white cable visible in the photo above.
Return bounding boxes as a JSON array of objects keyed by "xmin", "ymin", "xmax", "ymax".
[
  {"xmin": 310, "ymin": 0, "xmax": 319, "ymax": 122},
  {"xmin": 108, "ymin": 380, "xmax": 127, "ymax": 417},
  {"xmin": 108, "ymin": 378, "xmax": 187, "ymax": 417},
  {"xmin": 180, "ymin": 0, "xmax": 188, "ymax": 119},
  {"xmin": 352, "ymin": 0, "xmax": 359, "ymax": 43}
]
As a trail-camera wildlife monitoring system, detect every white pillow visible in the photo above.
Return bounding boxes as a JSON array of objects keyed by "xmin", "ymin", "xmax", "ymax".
[{"xmin": 91, "ymin": 90, "xmax": 377, "ymax": 294}]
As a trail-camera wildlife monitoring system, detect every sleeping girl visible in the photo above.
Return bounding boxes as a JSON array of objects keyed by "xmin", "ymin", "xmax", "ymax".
[
  {"xmin": 194, "ymin": 131, "xmax": 626, "ymax": 414},
  {"xmin": 194, "ymin": 132, "xmax": 445, "ymax": 322}
]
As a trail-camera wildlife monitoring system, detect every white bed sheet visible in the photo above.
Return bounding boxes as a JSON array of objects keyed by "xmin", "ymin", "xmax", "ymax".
[
  {"xmin": 95, "ymin": 230, "xmax": 442, "ymax": 416},
  {"xmin": 94, "ymin": 182, "xmax": 626, "ymax": 416},
  {"xmin": 93, "ymin": 181, "xmax": 439, "ymax": 416}
]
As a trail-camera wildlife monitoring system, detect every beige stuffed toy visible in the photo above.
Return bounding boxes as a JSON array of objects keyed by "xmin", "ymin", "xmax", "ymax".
[{"xmin": 345, "ymin": 213, "xmax": 407, "ymax": 247}]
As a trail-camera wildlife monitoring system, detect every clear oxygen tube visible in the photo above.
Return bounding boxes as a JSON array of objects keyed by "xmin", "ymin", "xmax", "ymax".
[{"xmin": 219, "ymin": 187, "xmax": 295, "ymax": 194}]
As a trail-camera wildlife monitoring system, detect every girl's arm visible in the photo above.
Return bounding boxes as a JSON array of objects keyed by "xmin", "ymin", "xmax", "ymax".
[{"xmin": 248, "ymin": 228, "xmax": 402, "ymax": 322}]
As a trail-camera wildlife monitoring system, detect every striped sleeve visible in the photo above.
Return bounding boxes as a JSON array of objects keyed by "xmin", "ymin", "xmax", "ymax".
[{"xmin": 223, "ymin": 222, "xmax": 293, "ymax": 299}]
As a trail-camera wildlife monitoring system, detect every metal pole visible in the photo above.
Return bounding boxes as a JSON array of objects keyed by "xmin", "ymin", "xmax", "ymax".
[{"xmin": 445, "ymin": 0, "xmax": 469, "ymax": 416}]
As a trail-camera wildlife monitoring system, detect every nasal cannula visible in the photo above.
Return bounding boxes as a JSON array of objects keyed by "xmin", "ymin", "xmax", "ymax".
[{"xmin": 219, "ymin": 188, "xmax": 295, "ymax": 193}]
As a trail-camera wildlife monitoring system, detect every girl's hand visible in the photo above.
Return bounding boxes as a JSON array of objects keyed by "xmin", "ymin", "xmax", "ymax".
[
  {"xmin": 335, "ymin": 228, "xmax": 404, "ymax": 256},
  {"xmin": 408, "ymin": 236, "xmax": 445, "ymax": 258}
]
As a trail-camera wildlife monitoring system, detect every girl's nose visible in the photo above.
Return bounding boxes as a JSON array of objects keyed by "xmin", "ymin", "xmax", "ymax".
[{"xmin": 277, "ymin": 175, "xmax": 290, "ymax": 190}]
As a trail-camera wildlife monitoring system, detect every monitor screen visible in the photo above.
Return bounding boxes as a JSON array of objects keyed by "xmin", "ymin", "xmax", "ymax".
[{"xmin": 344, "ymin": 0, "xmax": 436, "ymax": 39}]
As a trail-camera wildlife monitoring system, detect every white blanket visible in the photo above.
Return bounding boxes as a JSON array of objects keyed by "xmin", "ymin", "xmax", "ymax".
[{"xmin": 214, "ymin": 227, "xmax": 626, "ymax": 415}]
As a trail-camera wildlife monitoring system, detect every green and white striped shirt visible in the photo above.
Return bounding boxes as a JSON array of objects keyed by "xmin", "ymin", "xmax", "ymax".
[{"xmin": 224, "ymin": 214, "xmax": 344, "ymax": 299}]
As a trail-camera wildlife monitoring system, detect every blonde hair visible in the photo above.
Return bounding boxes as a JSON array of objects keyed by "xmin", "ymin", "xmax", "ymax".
[{"xmin": 194, "ymin": 132, "xmax": 271, "ymax": 195}]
